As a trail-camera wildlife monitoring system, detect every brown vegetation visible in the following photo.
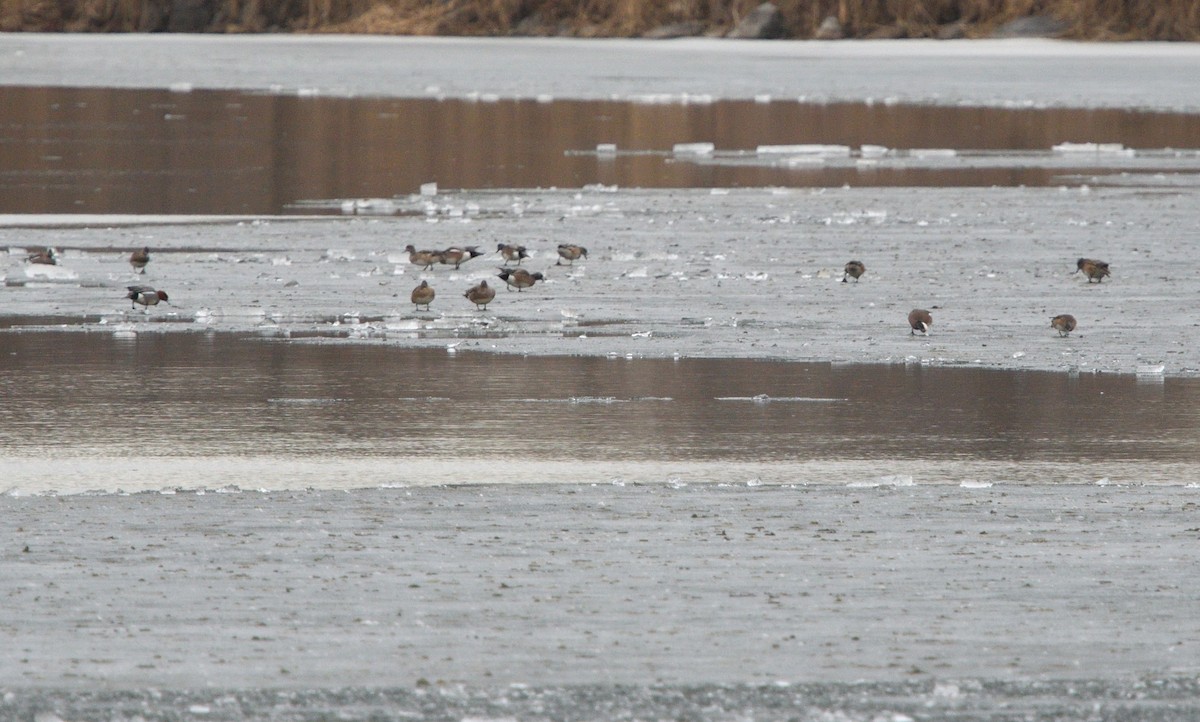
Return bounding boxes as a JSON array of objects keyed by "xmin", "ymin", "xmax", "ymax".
[{"xmin": 2, "ymin": 0, "xmax": 1198, "ymax": 39}]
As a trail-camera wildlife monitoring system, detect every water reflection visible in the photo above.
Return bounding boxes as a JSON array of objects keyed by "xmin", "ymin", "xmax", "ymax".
[
  {"xmin": 1, "ymin": 332, "xmax": 1197, "ymax": 492},
  {"xmin": 2, "ymin": 86, "xmax": 1199, "ymax": 215}
]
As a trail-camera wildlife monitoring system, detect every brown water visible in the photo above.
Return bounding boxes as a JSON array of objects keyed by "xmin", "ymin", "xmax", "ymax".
[
  {"xmin": 3, "ymin": 86, "xmax": 1199, "ymax": 215},
  {"xmin": 2, "ymin": 331, "xmax": 1195, "ymax": 493}
]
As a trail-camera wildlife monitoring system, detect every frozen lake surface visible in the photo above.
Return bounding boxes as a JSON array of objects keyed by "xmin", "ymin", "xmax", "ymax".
[{"xmin": 2, "ymin": 36, "xmax": 1199, "ymax": 720}]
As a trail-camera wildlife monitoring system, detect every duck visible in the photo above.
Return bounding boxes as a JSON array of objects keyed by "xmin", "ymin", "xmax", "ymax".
[
  {"xmin": 497, "ymin": 243, "xmax": 530, "ymax": 266},
  {"xmin": 26, "ymin": 247, "xmax": 58, "ymax": 265},
  {"xmin": 1051, "ymin": 314, "xmax": 1077, "ymax": 337},
  {"xmin": 129, "ymin": 246, "xmax": 151, "ymax": 274},
  {"xmin": 126, "ymin": 285, "xmax": 169, "ymax": 310},
  {"xmin": 908, "ymin": 309, "xmax": 932, "ymax": 335},
  {"xmin": 439, "ymin": 245, "xmax": 484, "ymax": 269},
  {"xmin": 556, "ymin": 244, "xmax": 588, "ymax": 265},
  {"xmin": 1075, "ymin": 258, "xmax": 1111, "ymax": 283},
  {"xmin": 411, "ymin": 280, "xmax": 435, "ymax": 311},
  {"xmin": 497, "ymin": 268, "xmax": 545, "ymax": 292},
  {"xmin": 842, "ymin": 260, "xmax": 865, "ymax": 283},
  {"xmin": 403, "ymin": 244, "xmax": 442, "ymax": 270},
  {"xmin": 464, "ymin": 280, "xmax": 496, "ymax": 310}
]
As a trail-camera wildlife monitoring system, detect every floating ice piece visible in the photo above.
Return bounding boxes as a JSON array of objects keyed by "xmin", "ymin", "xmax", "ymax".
[
  {"xmin": 912, "ymin": 148, "xmax": 958, "ymax": 158},
  {"xmin": 169, "ymin": 82, "xmax": 193, "ymax": 93},
  {"xmin": 596, "ymin": 143, "xmax": 617, "ymax": 154},
  {"xmin": 673, "ymin": 142, "xmax": 715, "ymax": 155},
  {"xmin": 1012, "ymin": 351, "xmax": 1026, "ymax": 359},
  {"xmin": 860, "ymin": 144, "xmax": 889, "ymax": 158},
  {"xmin": 420, "ymin": 182, "xmax": 438, "ymax": 197},
  {"xmin": 1052, "ymin": 142, "xmax": 1130, "ymax": 154},
  {"xmin": 1136, "ymin": 363, "xmax": 1165, "ymax": 375},
  {"xmin": 631, "ymin": 331, "xmax": 652, "ymax": 338},
  {"xmin": 960, "ymin": 481, "xmax": 993, "ymax": 489},
  {"xmin": 536, "ymin": 94, "xmax": 554, "ymax": 103},
  {"xmin": 757, "ymin": 144, "xmax": 850, "ymax": 156},
  {"xmin": 754, "ymin": 94, "xmax": 772, "ymax": 104},
  {"xmin": 848, "ymin": 474, "xmax": 915, "ymax": 488}
]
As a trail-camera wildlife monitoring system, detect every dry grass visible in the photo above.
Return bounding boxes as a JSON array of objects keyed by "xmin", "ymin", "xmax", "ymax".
[{"xmin": 1, "ymin": 0, "xmax": 1198, "ymax": 39}]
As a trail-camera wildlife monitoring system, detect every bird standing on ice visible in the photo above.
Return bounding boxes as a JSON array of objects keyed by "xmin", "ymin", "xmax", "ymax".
[
  {"xmin": 464, "ymin": 280, "xmax": 495, "ymax": 310},
  {"xmin": 411, "ymin": 280, "xmax": 435, "ymax": 311},
  {"xmin": 556, "ymin": 244, "xmax": 587, "ymax": 265},
  {"xmin": 497, "ymin": 268, "xmax": 544, "ymax": 292},
  {"xmin": 842, "ymin": 260, "xmax": 865, "ymax": 283},
  {"xmin": 126, "ymin": 285, "xmax": 169, "ymax": 310},
  {"xmin": 129, "ymin": 246, "xmax": 151, "ymax": 274},
  {"xmin": 1075, "ymin": 258, "xmax": 1111, "ymax": 283},
  {"xmin": 439, "ymin": 246, "xmax": 484, "ymax": 270},
  {"xmin": 1051, "ymin": 314, "xmax": 1077, "ymax": 337},
  {"xmin": 404, "ymin": 244, "xmax": 441, "ymax": 270},
  {"xmin": 908, "ymin": 309, "xmax": 932, "ymax": 335},
  {"xmin": 497, "ymin": 243, "xmax": 529, "ymax": 266},
  {"xmin": 26, "ymin": 248, "xmax": 58, "ymax": 265}
]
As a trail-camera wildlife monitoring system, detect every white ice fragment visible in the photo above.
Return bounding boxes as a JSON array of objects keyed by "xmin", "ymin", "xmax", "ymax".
[
  {"xmin": 1095, "ymin": 477, "xmax": 1111, "ymax": 486},
  {"xmin": 188, "ymin": 706, "xmax": 210, "ymax": 715},
  {"xmin": 1136, "ymin": 364, "xmax": 1165, "ymax": 375},
  {"xmin": 24, "ymin": 264, "xmax": 78, "ymax": 280},
  {"xmin": 960, "ymin": 481, "xmax": 993, "ymax": 489},
  {"xmin": 1052, "ymin": 142, "xmax": 1130, "ymax": 154},
  {"xmin": 169, "ymin": 82, "xmax": 193, "ymax": 93},
  {"xmin": 631, "ymin": 331, "xmax": 652, "ymax": 338},
  {"xmin": 848, "ymin": 474, "xmax": 915, "ymax": 488},
  {"xmin": 536, "ymin": 94, "xmax": 554, "ymax": 103},
  {"xmin": 757, "ymin": 144, "xmax": 850, "ymax": 156},
  {"xmin": 754, "ymin": 94, "xmax": 772, "ymax": 104},
  {"xmin": 420, "ymin": 182, "xmax": 438, "ymax": 197},
  {"xmin": 596, "ymin": 143, "xmax": 617, "ymax": 154},
  {"xmin": 913, "ymin": 148, "xmax": 957, "ymax": 158},
  {"xmin": 1011, "ymin": 351, "xmax": 1025, "ymax": 359},
  {"xmin": 624, "ymin": 266, "xmax": 649, "ymax": 278},
  {"xmin": 860, "ymin": 144, "xmax": 889, "ymax": 157},
  {"xmin": 673, "ymin": 142, "xmax": 714, "ymax": 155},
  {"xmin": 933, "ymin": 683, "xmax": 961, "ymax": 698}
]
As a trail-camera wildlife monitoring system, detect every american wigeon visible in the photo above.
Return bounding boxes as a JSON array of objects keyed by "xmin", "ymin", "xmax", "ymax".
[
  {"xmin": 497, "ymin": 268, "xmax": 544, "ymax": 292},
  {"xmin": 497, "ymin": 243, "xmax": 529, "ymax": 266},
  {"xmin": 556, "ymin": 244, "xmax": 587, "ymax": 265},
  {"xmin": 1075, "ymin": 258, "xmax": 1111, "ymax": 283},
  {"xmin": 439, "ymin": 246, "xmax": 484, "ymax": 269},
  {"xmin": 1051, "ymin": 314, "xmax": 1077, "ymax": 337},
  {"xmin": 403, "ymin": 244, "xmax": 441, "ymax": 270},
  {"xmin": 411, "ymin": 280, "xmax": 435, "ymax": 311},
  {"xmin": 908, "ymin": 308, "xmax": 932, "ymax": 335},
  {"xmin": 464, "ymin": 280, "xmax": 496, "ymax": 310},
  {"xmin": 126, "ymin": 285, "xmax": 169, "ymax": 310},
  {"xmin": 842, "ymin": 260, "xmax": 865, "ymax": 283},
  {"xmin": 26, "ymin": 248, "xmax": 58, "ymax": 265},
  {"xmin": 129, "ymin": 246, "xmax": 150, "ymax": 274}
]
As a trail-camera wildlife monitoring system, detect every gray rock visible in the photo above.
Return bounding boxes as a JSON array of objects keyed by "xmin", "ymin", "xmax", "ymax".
[
  {"xmin": 727, "ymin": 3, "xmax": 786, "ymax": 40},
  {"xmin": 937, "ymin": 20, "xmax": 969, "ymax": 40},
  {"xmin": 814, "ymin": 14, "xmax": 843, "ymax": 40},
  {"xmin": 644, "ymin": 21, "xmax": 705, "ymax": 39},
  {"xmin": 992, "ymin": 15, "xmax": 1068, "ymax": 38},
  {"xmin": 166, "ymin": 0, "xmax": 214, "ymax": 31}
]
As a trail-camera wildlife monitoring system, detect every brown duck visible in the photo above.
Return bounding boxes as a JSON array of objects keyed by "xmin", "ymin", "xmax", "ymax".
[
  {"xmin": 26, "ymin": 247, "xmax": 58, "ymax": 265},
  {"xmin": 411, "ymin": 280, "xmax": 435, "ymax": 311},
  {"xmin": 556, "ymin": 244, "xmax": 588, "ymax": 266},
  {"xmin": 464, "ymin": 280, "xmax": 496, "ymax": 310},
  {"xmin": 842, "ymin": 260, "xmax": 865, "ymax": 283},
  {"xmin": 498, "ymin": 268, "xmax": 544, "ymax": 292},
  {"xmin": 129, "ymin": 246, "xmax": 150, "ymax": 274},
  {"xmin": 404, "ymin": 244, "xmax": 441, "ymax": 270},
  {"xmin": 908, "ymin": 309, "xmax": 932, "ymax": 335},
  {"xmin": 1051, "ymin": 314, "xmax": 1077, "ymax": 337},
  {"xmin": 439, "ymin": 246, "xmax": 484, "ymax": 269},
  {"xmin": 497, "ymin": 243, "xmax": 529, "ymax": 266},
  {"xmin": 1076, "ymin": 258, "xmax": 1111, "ymax": 283}
]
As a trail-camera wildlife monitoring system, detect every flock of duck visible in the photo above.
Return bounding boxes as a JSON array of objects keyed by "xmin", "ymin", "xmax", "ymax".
[
  {"xmin": 841, "ymin": 256, "xmax": 1107, "ymax": 338},
  {"xmin": 401, "ymin": 241, "xmax": 586, "ymax": 313},
  {"xmin": 23, "ymin": 242, "xmax": 1108, "ymax": 338}
]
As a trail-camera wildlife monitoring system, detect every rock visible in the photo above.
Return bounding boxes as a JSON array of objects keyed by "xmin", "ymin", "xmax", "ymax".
[
  {"xmin": 813, "ymin": 14, "xmax": 843, "ymax": 40},
  {"xmin": 167, "ymin": 0, "xmax": 215, "ymax": 31},
  {"xmin": 727, "ymin": 3, "xmax": 786, "ymax": 40},
  {"xmin": 864, "ymin": 24, "xmax": 906, "ymax": 39},
  {"xmin": 643, "ymin": 21, "xmax": 705, "ymax": 39},
  {"xmin": 992, "ymin": 15, "xmax": 1068, "ymax": 38},
  {"xmin": 937, "ymin": 20, "xmax": 969, "ymax": 40}
]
